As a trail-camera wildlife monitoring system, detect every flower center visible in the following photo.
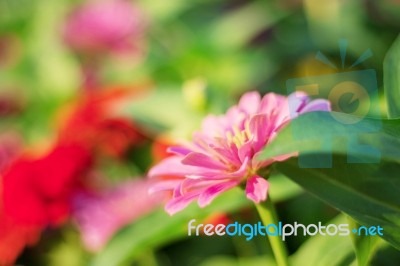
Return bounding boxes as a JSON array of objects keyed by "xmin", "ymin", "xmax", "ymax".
[{"xmin": 225, "ymin": 120, "xmax": 252, "ymax": 148}]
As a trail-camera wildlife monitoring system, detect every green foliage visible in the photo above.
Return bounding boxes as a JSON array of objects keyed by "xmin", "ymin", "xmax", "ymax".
[
  {"xmin": 259, "ymin": 112, "xmax": 400, "ymax": 251},
  {"xmin": 348, "ymin": 217, "xmax": 379, "ymax": 266},
  {"xmin": 291, "ymin": 214, "xmax": 355, "ymax": 266},
  {"xmin": 384, "ymin": 34, "xmax": 400, "ymax": 119}
]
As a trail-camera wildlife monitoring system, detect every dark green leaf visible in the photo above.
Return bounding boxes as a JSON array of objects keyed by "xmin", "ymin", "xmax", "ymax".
[
  {"xmin": 384, "ymin": 34, "xmax": 400, "ymax": 119},
  {"xmin": 258, "ymin": 111, "xmax": 400, "ymax": 250}
]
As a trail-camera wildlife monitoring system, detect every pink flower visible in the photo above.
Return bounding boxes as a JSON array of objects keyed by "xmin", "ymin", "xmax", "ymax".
[
  {"xmin": 148, "ymin": 91, "xmax": 331, "ymax": 215},
  {"xmin": 72, "ymin": 179, "xmax": 165, "ymax": 252},
  {"xmin": 63, "ymin": 0, "xmax": 146, "ymax": 55}
]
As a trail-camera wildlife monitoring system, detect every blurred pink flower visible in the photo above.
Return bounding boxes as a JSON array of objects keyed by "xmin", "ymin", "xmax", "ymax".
[
  {"xmin": 148, "ymin": 91, "xmax": 331, "ymax": 215},
  {"xmin": 72, "ymin": 179, "xmax": 164, "ymax": 251},
  {"xmin": 63, "ymin": 0, "xmax": 146, "ymax": 55}
]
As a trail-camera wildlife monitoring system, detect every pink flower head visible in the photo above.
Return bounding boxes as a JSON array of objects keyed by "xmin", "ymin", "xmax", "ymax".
[
  {"xmin": 63, "ymin": 0, "xmax": 146, "ymax": 55},
  {"xmin": 72, "ymin": 179, "xmax": 165, "ymax": 252},
  {"xmin": 148, "ymin": 91, "xmax": 331, "ymax": 215}
]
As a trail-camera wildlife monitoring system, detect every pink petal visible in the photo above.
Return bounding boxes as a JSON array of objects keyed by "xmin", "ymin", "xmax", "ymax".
[
  {"xmin": 225, "ymin": 156, "xmax": 249, "ymax": 178},
  {"xmin": 165, "ymin": 193, "xmax": 199, "ymax": 215},
  {"xmin": 287, "ymin": 91, "xmax": 309, "ymax": 114},
  {"xmin": 182, "ymin": 152, "xmax": 227, "ymax": 170},
  {"xmin": 238, "ymin": 91, "xmax": 261, "ymax": 114},
  {"xmin": 148, "ymin": 179, "xmax": 183, "ymax": 193},
  {"xmin": 300, "ymin": 99, "xmax": 331, "ymax": 113},
  {"xmin": 272, "ymin": 152, "xmax": 297, "ymax": 162},
  {"xmin": 181, "ymin": 178, "xmax": 221, "ymax": 192},
  {"xmin": 288, "ymin": 92, "xmax": 331, "ymax": 116},
  {"xmin": 168, "ymin": 146, "xmax": 193, "ymax": 156},
  {"xmin": 245, "ymin": 175, "xmax": 269, "ymax": 203},
  {"xmin": 201, "ymin": 115, "xmax": 226, "ymax": 137},
  {"xmin": 225, "ymin": 107, "xmax": 247, "ymax": 129},
  {"xmin": 148, "ymin": 156, "xmax": 194, "ymax": 177},
  {"xmin": 198, "ymin": 179, "xmax": 241, "ymax": 207},
  {"xmin": 213, "ymin": 139, "xmax": 241, "ymax": 164},
  {"xmin": 238, "ymin": 140, "xmax": 254, "ymax": 163},
  {"xmin": 260, "ymin": 93, "xmax": 292, "ymax": 128},
  {"xmin": 252, "ymin": 155, "xmax": 274, "ymax": 169},
  {"xmin": 172, "ymin": 181, "xmax": 183, "ymax": 197},
  {"xmin": 249, "ymin": 114, "xmax": 272, "ymax": 152},
  {"xmin": 259, "ymin": 93, "xmax": 287, "ymax": 114},
  {"xmin": 149, "ymin": 156, "xmax": 223, "ymax": 180},
  {"xmin": 188, "ymin": 156, "xmax": 249, "ymax": 180}
]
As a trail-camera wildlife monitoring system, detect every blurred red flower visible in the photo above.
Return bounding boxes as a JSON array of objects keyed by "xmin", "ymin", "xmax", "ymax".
[
  {"xmin": 0, "ymin": 216, "xmax": 41, "ymax": 266},
  {"xmin": 0, "ymin": 142, "xmax": 92, "ymax": 265},
  {"xmin": 2, "ymin": 143, "xmax": 92, "ymax": 226},
  {"xmin": 58, "ymin": 86, "xmax": 146, "ymax": 157},
  {"xmin": 0, "ymin": 86, "xmax": 147, "ymax": 264}
]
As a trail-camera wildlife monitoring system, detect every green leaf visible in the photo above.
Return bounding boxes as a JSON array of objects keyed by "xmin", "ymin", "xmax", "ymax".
[
  {"xmin": 258, "ymin": 112, "xmax": 400, "ymax": 163},
  {"xmin": 268, "ymin": 174, "xmax": 303, "ymax": 202},
  {"xmin": 258, "ymin": 111, "xmax": 400, "ymax": 250},
  {"xmin": 199, "ymin": 255, "xmax": 276, "ymax": 266},
  {"xmin": 348, "ymin": 216, "xmax": 379, "ymax": 266},
  {"xmin": 291, "ymin": 214, "xmax": 355, "ymax": 266},
  {"xmin": 209, "ymin": 1, "xmax": 288, "ymax": 50},
  {"xmin": 384, "ymin": 34, "xmax": 400, "ymax": 119},
  {"xmin": 368, "ymin": 240, "xmax": 400, "ymax": 265}
]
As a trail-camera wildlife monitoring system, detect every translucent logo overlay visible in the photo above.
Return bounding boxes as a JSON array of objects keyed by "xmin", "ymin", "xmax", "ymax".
[{"xmin": 287, "ymin": 40, "xmax": 381, "ymax": 168}]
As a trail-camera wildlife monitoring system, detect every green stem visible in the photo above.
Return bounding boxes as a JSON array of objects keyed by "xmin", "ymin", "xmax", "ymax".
[{"xmin": 255, "ymin": 197, "xmax": 290, "ymax": 266}]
